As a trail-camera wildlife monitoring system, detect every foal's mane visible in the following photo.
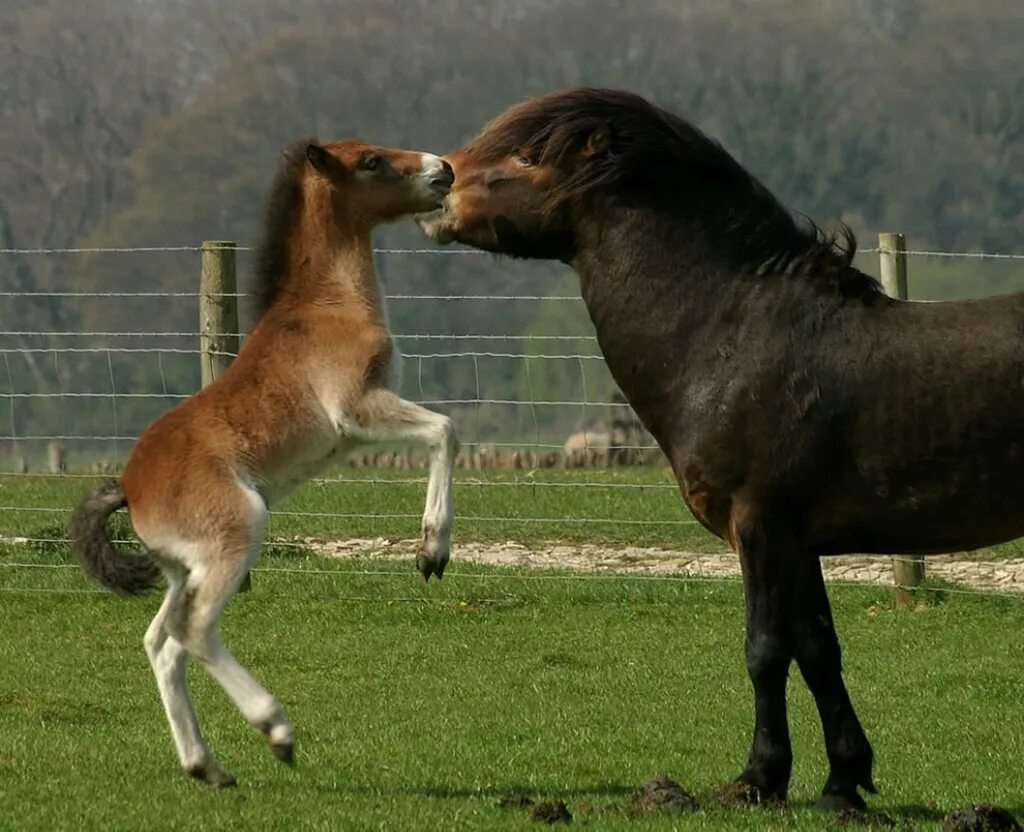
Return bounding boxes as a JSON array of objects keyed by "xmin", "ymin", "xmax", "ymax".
[
  {"xmin": 469, "ymin": 88, "xmax": 878, "ymax": 298},
  {"xmin": 250, "ymin": 139, "xmax": 314, "ymax": 319}
]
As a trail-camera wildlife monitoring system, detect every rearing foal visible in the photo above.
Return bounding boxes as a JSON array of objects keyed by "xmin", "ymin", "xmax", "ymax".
[
  {"xmin": 72, "ymin": 139, "xmax": 458, "ymax": 786},
  {"xmin": 418, "ymin": 88, "xmax": 1023, "ymax": 811}
]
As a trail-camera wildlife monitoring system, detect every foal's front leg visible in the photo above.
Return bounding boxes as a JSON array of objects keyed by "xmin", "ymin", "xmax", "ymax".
[{"xmin": 353, "ymin": 388, "xmax": 459, "ymax": 579}]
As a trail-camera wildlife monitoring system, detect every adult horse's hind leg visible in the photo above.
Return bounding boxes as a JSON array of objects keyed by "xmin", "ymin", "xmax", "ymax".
[
  {"xmin": 144, "ymin": 564, "xmax": 234, "ymax": 786},
  {"xmin": 733, "ymin": 517, "xmax": 796, "ymax": 803},
  {"xmin": 792, "ymin": 560, "xmax": 875, "ymax": 811}
]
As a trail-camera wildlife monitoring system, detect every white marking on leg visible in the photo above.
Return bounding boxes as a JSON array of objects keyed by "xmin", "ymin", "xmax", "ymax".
[
  {"xmin": 174, "ymin": 482, "xmax": 294, "ymax": 751},
  {"xmin": 348, "ymin": 389, "xmax": 459, "ymax": 575},
  {"xmin": 144, "ymin": 568, "xmax": 210, "ymax": 770}
]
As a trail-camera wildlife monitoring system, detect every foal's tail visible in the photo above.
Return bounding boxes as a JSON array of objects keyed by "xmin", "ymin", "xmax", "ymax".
[{"xmin": 70, "ymin": 479, "xmax": 160, "ymax": 596}]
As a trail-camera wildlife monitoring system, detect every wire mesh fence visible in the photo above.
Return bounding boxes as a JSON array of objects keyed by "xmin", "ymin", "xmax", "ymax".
[{"xmin": 2, "ymin": 241, "xmax": 1024, "ymax": 597}]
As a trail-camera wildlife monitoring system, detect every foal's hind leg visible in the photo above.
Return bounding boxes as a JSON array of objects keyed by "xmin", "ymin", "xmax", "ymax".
[
  {"xmin": 792, "ymin": 560, "xmax": 875, "ymax": 811},
  {"xmin": 166, "ymin": 509, "xmax": 295, "ymax": 769},
  {"xmin": 144, "ymin": 565, "xmax": 234, "ymax": 786}
]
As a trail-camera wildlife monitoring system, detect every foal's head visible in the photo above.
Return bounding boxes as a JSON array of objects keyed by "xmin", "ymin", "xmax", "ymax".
[
  {"xmin": 303, "ymin": 140, "xmax": 454, "ymax": 224},
  {"xmin": 254, "ymin": 139, "xmax": 454, "ymax": 315}
]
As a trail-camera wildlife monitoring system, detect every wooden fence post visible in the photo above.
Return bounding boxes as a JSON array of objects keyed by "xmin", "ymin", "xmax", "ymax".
[
  {"xmin": 878, "ymin": 232, "xmax": 924, "ymax": 606},
  {"xmin": 200, "ymin": 241, "xmax": 238, "ymax": 387},
  {"xmin": 199, "ymin": 241, "xmax": 250, "ymax": 592}
]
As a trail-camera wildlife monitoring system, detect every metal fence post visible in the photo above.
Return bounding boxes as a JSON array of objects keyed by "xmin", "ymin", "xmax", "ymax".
[{"xmin": 878, "ymin": 231, "xmax": 925, "ymax": 606}]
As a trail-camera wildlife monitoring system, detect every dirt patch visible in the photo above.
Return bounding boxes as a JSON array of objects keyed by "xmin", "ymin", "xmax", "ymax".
[
  {"xmin": 942, "ymin": 804, "xmax": 1022, "ymax": 832},
  {"xmin": 833, "ymin": 808, "xmax": 896, "ymax": 828},
  {"xmin": 497, "ymin": 792, "xmax": 534, "ymax": 809},
  {"xmin": 300, "ymin": 536, "xmax": 1024, "ymax": 593},
  {"xmin": 712, "ymin": 781, "xmax": 768, "ymax": 807},
  {"xmin": 631, "ymin": 774, "xmax": 697, "ymax": 813},
  {"xmin": 531, "ymin": 800, "xmax": 572, "ymax": 824}
]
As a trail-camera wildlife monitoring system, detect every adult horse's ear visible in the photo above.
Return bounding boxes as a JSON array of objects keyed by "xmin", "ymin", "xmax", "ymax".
[
  {"xmin": 305, "ymin": 143, "xmax": 332, "ymax": 176},
  {"xmin": 582, "ymin": 124, "xmax": 612, "ymax": 159}
]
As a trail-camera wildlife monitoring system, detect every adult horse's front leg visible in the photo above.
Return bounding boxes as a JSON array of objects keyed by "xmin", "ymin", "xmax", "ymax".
[
  {"xmin": 732, "ymin": 519, "xmax": 796, "ymax": 804},
  {"xmin": 352, "ymin": 389, "xmax": 459, "ymax": 579},
  {"xmin": 792, "ymin": 559, "xmax": 875, "ymax": 811}
]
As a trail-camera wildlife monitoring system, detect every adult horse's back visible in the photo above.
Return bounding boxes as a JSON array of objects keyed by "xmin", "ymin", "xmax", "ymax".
[{"xmin": 417, "ymin": 87, "xmax": 1024, "ymax": 810}]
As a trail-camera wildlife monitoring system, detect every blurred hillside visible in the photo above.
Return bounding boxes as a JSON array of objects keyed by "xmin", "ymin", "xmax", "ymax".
[{"xmin": 1, "ymin": 0, "xmax": 1021, "ymax": 462}]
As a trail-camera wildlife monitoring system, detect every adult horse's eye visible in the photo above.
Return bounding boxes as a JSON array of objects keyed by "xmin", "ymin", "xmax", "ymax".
[
  {"xmin": 514, "ymin": 155, "xmax": 533, "ymax": 168},
  {"xmin": 361, "ymin": 155, "xmax": 382, "ymax": 172}
]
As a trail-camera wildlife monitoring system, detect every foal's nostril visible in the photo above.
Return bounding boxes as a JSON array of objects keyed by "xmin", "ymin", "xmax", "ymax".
[
  {"xmin": 433, "ymin": 165, "xmax": 455, "ymax": 187},
  {"xmin": 429, "ymin": 166, "xmax": 455, "ymax": 190}
]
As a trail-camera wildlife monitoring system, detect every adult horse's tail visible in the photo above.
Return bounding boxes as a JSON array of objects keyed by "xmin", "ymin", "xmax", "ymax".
[{"xmin": 71, "ymin": 479, "xmax": 160, "ymax": 595}]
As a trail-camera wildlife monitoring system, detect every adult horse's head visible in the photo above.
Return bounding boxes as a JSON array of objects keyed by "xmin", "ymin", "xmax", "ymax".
[{"xmin": 417, "ymin": 87, "xmax": 770, "ymax": 263}]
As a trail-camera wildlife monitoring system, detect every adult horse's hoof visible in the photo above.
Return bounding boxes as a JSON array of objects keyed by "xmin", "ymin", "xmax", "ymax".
[
  {"xmin": 187, "ymin": 762, "xmax": 237, "ymax": 788},
  {"xmin": 815, "ymin": 791, "xmax": 867, "ymax": 813}
]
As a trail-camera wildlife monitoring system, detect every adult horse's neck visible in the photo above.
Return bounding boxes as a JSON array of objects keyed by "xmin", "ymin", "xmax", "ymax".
[{"xmin": 569, "ymin": 205, "xmax": 871, "ymax": 451}]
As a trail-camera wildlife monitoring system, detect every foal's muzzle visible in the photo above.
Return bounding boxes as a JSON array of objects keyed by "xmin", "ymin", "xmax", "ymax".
[{"xmin": 428, "ymin": 162, "xmax": 455, "ymax": 192}]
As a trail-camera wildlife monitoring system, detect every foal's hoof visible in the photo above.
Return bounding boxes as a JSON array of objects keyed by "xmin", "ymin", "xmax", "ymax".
[
  {"xmin": 416, "ymin": 549, "xmax": 448, "ymax": 582},
  {"xmin": 271, "ymin": 741, "xmax": 295, "ymax": 766},
  {"xmin": 187, "ymin": 763, "xmax": 237, "ymax": 788},
  {"xmin": 815, "ymin": 792, "xmax": 868, "ymax": 813}
]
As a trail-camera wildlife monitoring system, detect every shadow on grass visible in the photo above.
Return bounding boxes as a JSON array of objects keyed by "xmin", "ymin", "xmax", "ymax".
[
  {"xmin": 302, "ymin": 780, "xmax": 637, "ymax": 800},
  {"xmin": 409, "ymin": 782, "xmax": 637, "ymax": 800}
]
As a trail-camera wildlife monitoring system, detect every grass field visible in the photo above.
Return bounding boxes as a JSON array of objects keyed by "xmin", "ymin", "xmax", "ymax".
[
  {"xmin": 4, "ymin": 468, "xmax": 1024, "ymax": 829},
  {"xmin": 6, "ymin": 468, "xmax": 1024, "ymax": 559},
  {"xmin": 3, "ymin": 539, "xmax": 1024, "ymax": 830},
  {"xmin": 0, "ymin": 468, "xmax": 721, "ymax": 551}
]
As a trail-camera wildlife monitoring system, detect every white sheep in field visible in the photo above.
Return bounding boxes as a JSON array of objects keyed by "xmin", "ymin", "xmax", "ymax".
[{"xmin": 562, "ymin": 429, "xmax": 612, "ymax": 468}]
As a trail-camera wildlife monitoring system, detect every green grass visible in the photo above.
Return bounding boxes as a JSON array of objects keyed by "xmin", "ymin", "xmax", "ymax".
[
  {"xmin": 0, "ymin": 468, "xmax": 723, "ymax": 551},
  {"xmin": 3, "ymin": 543, "xmax": 1024, "ymax": 830},
  {"xmin": 7, "ymin": 468, "xmax": 1024, "ymax": 559}
]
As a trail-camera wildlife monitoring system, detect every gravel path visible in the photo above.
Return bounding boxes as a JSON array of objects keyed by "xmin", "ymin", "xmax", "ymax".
[{"xmin": 305, "ymin": 537, "xmax": 1024, "ymax": 594}]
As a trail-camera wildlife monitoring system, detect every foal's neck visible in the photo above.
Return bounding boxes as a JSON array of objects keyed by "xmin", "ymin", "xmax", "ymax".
[{"xmin": 282, "ymin": 195, "xmax": 387, "ymax": 324}]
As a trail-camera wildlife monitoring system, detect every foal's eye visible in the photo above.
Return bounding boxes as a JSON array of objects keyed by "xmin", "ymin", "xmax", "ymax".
[
  {"xmin": 361, "ymin": 155, "xmax": 382, "ymax": 172},
  {"xmin": 514, "ymin": 155, "xmax": 533, "ymax": 168}
]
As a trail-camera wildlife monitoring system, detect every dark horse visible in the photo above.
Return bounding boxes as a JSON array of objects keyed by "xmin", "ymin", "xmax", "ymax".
[{"xmin": 418, "ymin": 88, "xmax": 1024, "ymax": 811}]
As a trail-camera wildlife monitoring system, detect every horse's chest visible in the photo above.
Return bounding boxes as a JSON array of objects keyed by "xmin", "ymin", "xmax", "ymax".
[{"xmin": 259, "ymin": 423, "xmax": 342, "ymax": 504}]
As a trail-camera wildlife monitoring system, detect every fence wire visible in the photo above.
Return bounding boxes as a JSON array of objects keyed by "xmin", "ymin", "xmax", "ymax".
[{"xmin": 2, "ymin": 242, "xmax": 1024, "ymax": 599}]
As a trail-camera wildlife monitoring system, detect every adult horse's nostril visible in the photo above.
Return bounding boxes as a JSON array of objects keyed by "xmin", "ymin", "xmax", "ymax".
[{"xmin": 441, "ymin": 160, "xmax": 454, "ymax": 178}]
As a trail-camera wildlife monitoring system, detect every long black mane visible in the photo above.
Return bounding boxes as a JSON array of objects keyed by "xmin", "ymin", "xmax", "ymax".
[
  {"xmin": 468, "ymin": 88, "xmax": 877, "ymax": 297},
  {"xmin": 250, "ymin": 139, "xmax": 314, "ymax": 320}
]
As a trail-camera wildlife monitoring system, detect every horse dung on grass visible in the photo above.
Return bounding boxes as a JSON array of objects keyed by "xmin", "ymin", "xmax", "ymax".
[
  {"xmin": 71, "ymin": 138, "xmax": 458, "ymax": 786},
  {"xmin": 418, "ymin": 87, "xmax": 1024, "ymax": 811}
]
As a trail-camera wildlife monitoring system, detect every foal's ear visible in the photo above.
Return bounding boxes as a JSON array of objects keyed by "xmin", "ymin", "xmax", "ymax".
[
  {"xmin": 582, "ymin": 124, "xmax": 612, "ymax": 159},
  {"xmin": 305, "ymin": 143, "xmax": 333, "ymax": 176}
]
